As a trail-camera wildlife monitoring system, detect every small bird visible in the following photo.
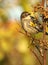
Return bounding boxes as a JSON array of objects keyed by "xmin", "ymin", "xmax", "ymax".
[
  {"xmin": 20, "ymin": 11, "xmax": 42, "ymax": 35},
  {"xmin": 20, "ymin": 11, "xmax": 44, "ymax": 56}
]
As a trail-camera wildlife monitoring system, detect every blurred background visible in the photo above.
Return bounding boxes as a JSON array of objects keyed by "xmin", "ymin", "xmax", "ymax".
[{"xmin": 0, "ymin": 0, "xmax": 48, "ymax": 65}]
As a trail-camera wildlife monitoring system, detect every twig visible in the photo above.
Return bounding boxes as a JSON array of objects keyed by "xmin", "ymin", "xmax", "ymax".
[
  {"xmin": 30, "ymin": 47, "xmax": 42, "ymax": 65},
  {"xmin": 43, "ymin": 21, "xmax": 46, "ymax": 65}
]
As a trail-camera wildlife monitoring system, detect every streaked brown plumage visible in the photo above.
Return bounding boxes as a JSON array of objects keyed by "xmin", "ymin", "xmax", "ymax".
[{"xmin": 21, "ymin": 11, "xmax": 42, "ymax": 34}]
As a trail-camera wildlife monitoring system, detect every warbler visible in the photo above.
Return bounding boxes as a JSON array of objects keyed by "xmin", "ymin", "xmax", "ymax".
[{"xmin": 20, "ymin": 11, "xmax": 42, "ymax": 35}]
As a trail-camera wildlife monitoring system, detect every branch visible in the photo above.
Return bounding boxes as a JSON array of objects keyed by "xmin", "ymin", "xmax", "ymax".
[{"xmin": 30, "ymin": 47, "xmax": 42, "ymax": 65}]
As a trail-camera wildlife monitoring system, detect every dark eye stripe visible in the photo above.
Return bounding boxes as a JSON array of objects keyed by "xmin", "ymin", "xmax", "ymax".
[{"xmin": 25, "ymin": 13, "xmax": 30, "ymax": 16}]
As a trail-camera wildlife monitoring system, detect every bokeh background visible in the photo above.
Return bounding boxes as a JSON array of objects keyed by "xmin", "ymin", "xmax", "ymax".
[{"xmin": 0, "ymin": 0, "xmax": 48, "ymax": 65}]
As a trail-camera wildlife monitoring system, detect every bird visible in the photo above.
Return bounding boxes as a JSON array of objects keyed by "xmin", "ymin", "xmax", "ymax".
[
  {"xmin": 20, "ymin": 11, "xmax": 42, "ymax": 35},
  {"xmin": 20, "ymin": 11, "xmax": 44, "ymax": 56}
]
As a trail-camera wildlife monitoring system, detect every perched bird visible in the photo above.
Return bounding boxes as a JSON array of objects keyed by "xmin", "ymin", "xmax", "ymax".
[
  {"xmin": 20, "ymin": 11, "xmax": 42, "ymax": 35},
  {"xmin": 20, "ymin": 11, "xmax": 44, "ymax": 56}
]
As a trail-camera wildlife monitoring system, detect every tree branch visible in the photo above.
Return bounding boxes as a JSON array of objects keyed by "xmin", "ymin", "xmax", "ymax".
[{"xmin": 30, "ymin": 47, "xmax": 42, "ymax": 65}]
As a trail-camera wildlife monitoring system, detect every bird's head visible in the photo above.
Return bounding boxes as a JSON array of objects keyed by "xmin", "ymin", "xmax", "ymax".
[{"xmin": 21, "ymin": 11, "xmax": 31, "ymax": 20}]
